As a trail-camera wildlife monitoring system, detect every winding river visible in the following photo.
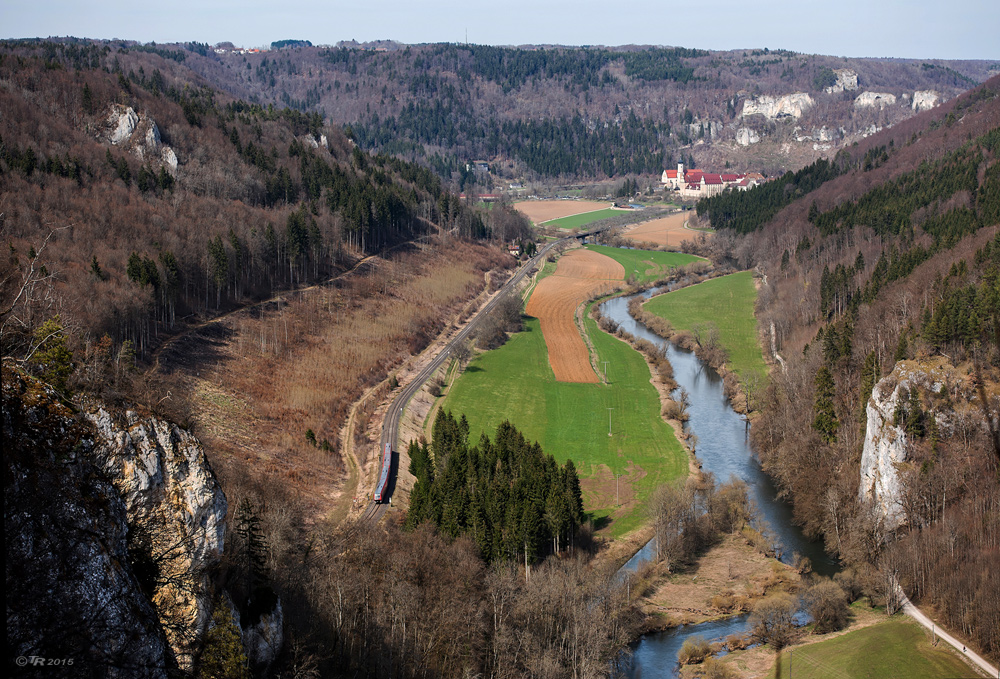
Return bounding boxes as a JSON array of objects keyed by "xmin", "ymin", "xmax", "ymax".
[{"xmin": 600, "ymin": 290, "xmax": 838, "ymax": 677}]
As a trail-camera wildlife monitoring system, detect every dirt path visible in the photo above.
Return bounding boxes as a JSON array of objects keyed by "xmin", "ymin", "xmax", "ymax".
[
  {"xmin": 514, "ymin": 199, "xmax": 613, "ymax": 224},
  {"xmin": 524, "ymin": 248, "xmax": 624, "ymax": 382},
  {"xmin": 622, "ymin": 212, "xmax": 708, "ymax": 247}
]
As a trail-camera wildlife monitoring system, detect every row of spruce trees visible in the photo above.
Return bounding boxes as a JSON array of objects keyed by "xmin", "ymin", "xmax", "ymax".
[{"xmin": 406, "ymin": 412, "xmax": 585, "ymax": 565}]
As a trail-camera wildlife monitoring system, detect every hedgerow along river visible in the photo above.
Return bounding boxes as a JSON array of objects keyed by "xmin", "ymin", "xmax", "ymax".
[{"xmin": 601, "ymin": 290, "xmax": 837, "ymax": 677}]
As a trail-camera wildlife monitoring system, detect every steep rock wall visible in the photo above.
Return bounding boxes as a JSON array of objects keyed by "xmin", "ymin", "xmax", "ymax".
[
  {"xmin": 87, "ymin": 408, "xmax": 228, "ymax": 671},
  {"xmin": 4, "ymin": 369, "xmax": 172, "ymax": 678}
]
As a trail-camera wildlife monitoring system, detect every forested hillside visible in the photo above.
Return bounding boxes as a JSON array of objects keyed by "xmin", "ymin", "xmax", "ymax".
[
  {"xmin": 702, "ymin": 77, "xmax": 1000, "ymax": 661},
  {"xmin": 170, "ymin": 40, "xmax": 995, "ymax": 181},
  {"xmin": 0, "ymin": 39, "xmax": 497, "ymax": 368}
]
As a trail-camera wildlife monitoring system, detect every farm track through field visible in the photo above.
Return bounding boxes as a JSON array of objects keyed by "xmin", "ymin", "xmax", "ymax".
[{"xmin": 524, "ymin": 248, "xmax": 624, "ymax": 383}]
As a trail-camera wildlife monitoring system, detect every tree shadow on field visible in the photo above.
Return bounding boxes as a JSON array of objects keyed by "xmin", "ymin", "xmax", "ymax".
[
  {"xmin": 464, "ymin": 366, "xmax": 483, "ymax": 373},
  {"xmin": 590, "ymin": 515, "xmax": 612, "ymax": 531}
]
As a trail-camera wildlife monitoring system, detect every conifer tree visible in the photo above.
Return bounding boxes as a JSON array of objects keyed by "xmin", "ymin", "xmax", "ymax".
[{"xmin": 813, "ymin": 366, "xmax": 839, "ymax": 444}]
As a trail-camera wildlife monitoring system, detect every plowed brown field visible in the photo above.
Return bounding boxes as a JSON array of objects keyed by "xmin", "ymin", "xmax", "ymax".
[
  {"xmin": 622, "ymin": 212, "xmax": 710, "ymax": 247},
  {"xmin": 525, "ymin": 248, "xmax": 624, "ymax": 382},
  {"xmin": 514, "ymin": 199, "xmax": 612, "ymax": 224}
]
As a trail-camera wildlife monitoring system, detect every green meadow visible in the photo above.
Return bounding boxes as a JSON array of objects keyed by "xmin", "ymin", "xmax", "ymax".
[
  {"xmin": 767, "ymin": 617, "xmax": 979, "ymax": 679},
  {"xmin": 643, "ymin": 270, "xmax": 768, "ymax": 381},
  {"xmin": 583, "ymin": 244, "xmax": 704, "ymax": 285},
  {"xmin": 440, "ymin": 312, "xmax": 687, "ymax": 537},
  {"xmin": 542, "ymin": 208, "xmax": 618, "ymax": 229}
]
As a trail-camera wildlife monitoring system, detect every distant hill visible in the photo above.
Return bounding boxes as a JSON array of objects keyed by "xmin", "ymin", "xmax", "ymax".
[{"xmin": 166, "ymin": 41, "xmax": 998, "ymax": 181}]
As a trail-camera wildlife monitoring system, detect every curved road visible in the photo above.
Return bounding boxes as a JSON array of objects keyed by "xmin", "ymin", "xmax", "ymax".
[{"xmin": 358, "ymin": 230, "xmax": 605, "ymax": 524}]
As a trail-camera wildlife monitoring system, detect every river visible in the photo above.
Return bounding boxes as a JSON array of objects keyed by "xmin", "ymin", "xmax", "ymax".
[{"xmin": 600, "ymin": 290, "xmax": 837, "ymax": 678}]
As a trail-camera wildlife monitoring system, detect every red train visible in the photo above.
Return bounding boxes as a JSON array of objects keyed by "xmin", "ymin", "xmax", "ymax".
[{"xmin": 373, "ymin": 442, "xmax": 392, "ymax": 502}]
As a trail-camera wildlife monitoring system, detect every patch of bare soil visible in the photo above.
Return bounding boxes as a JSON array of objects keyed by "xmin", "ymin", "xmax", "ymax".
[
  {"xmin": 524, "ymin": 248, "xmax": 624, "ymax": 382},
  {"xmin": 622, "ymin": 212, "xmax": 710, "ymax": 247},
  {"xmin": 514, "ymin": 199, "xmax": 613, "ymax": 224}
]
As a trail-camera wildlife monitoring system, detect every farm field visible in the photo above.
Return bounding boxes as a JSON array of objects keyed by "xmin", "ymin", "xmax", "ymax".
[
  {"xmin": 440, "ymin": 313, "xmax": 688, "ymax": 537},
  {"xmin": 765, "ymin": 617, "xmax": 978, "ymax": 679},
  {"xmin": 622, "ymin": 212, "xmax": 712, "ymax": 247},
  {"xmin": 583, "ymin": 244, "xmax": 704, "ymax": 284},
  {"xmin": 524, "ymin": 248, "xmax": 624, "ymax": 382},
  {"xmin": 544, "ymin": 208, "xmax": 619, "ymax": 229},
  {"xmin": 514, "ymin": 199, "xmax": 612, "ymax": 224},
  {"xmin": 643, "ymin": 271, "xmax": 768, "ymax": 381}
]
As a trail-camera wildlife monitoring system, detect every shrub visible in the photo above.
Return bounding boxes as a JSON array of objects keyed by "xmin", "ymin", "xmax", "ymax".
[
  {"xmin": 678, "ymin": 635, "xmax": 711, "ymax": 664},
  {"xmin": 805, "ymin": 579, "xmax": 849, "ymax": 633},
  {"xmin": 749, "ymin": 593, "xmax": 797, "ymax": 649}
]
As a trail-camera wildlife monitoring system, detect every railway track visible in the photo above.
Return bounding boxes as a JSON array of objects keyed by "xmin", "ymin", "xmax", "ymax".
[{"xmin": 356, "ymin": 227, "xmax": 610, "ymax": 526}]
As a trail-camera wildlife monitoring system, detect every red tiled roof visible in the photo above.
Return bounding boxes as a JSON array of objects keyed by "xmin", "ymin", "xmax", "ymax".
[
  {"xmin": 721, "ymin": 174, "xmax": 740, "ymax": 182},
  {"xmin": 704, "ymin": 173, "xmax": 723, "ymax": 185}
]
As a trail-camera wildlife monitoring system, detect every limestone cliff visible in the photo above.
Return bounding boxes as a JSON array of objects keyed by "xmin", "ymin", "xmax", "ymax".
[
  {"xmin": 858, "ymin": 359, "xmax": 966, "ymax": 530},
  {"xmin": 854, "ymin": 91, "xmax": 897, "ymax": 108},
  {"xmin": 4, "ymin": 368, "xmax": 172, "ymax": 677},
  {"xmin": 4, "ymin": 365, "xmax": 230, "ymax": 674},
  {"xmin": 741, "ymin": 93, "xmax": 814, "ymax": 120},
  {"xmin": 825, "ymin": 68, "xmax": 859, "ymax": 94},
  {"xmin": 912, "ymin": 90, "xmax": 942, "ymax": 112},
  {"xmin": 87, "ymin": 407, "xmax": 228, "ymax": 670},
  {"xmin": 102, "ymin": 104, "xmax": 178, "ymax": 173}
]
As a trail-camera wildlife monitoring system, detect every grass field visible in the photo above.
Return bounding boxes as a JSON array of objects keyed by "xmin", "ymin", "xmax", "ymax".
[
  {"xmin": 767, "ymin": 617, "xmax": 979, "ymax": 679},
  {"xmin": 543, "ymin": 208, "xmax": 619, "ymax": 229},
  {"xmin": 583, "ymin": 244, "xmax": 704, "ymax": 285},
  {"xmin": 440, "ymin": 313, "xmax": 688, "ymax": 536},
  {"xmin": 643, "ymin": 271, "xmax": 768, "ymax": 381}
]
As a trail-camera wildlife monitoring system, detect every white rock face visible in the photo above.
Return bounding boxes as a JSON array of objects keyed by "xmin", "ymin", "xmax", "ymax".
[
  {"xmin": 161, "ymin": 146, "xmax": 178, "ymax": 171},
  {"xmin": 742, "ymin": 93, "xmax": 814, "ymax": 120},
  {"xmin": 795, "ymin": 126, "xmax": 837, "ymax": 143},
  {"xmin": 855, "ymin": 91, "xmax": 897, "ymax": 108},
  {"xmin": 825, "ymin": 68, "xmax": 859, "ymax": 94},
  {"xmin": 145, "ymin": 121, "xmax": 161, "ymax": 148},
  {"xmin": 88, "ymin": 409, "xmax": 228, "ymax": 671},
  {"xmin": 859, "ymin": 360, "xmax": 959, "ymax": 530},
  {"xmin": 861, "ymin": 124, "xmax": 883, "ymax": 138},
  {"xmin": 912, "ymin": 90, "xmax": 941, "ymax": 112},
  {"xmin": 109, "ymin": 105, "xmax": 139, "ymax": 144},
  {"xmin": 859, "ymin": 374, "xmax": 909, "ymax": 529},
  {"xmin": 736, "ymin": 127, "xmax": 761, "ymax": 146}
]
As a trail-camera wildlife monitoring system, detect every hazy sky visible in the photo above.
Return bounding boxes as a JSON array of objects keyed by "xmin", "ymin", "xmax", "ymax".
[{"xmin": 3, "ymin": 0, "xmax": 998, "ymax": 60}]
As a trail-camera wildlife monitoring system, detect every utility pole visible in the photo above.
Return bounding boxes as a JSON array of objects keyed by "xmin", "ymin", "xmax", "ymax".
[{"xmin": 607, "ymin": 407, "xmax": 614, "ymax": 437}]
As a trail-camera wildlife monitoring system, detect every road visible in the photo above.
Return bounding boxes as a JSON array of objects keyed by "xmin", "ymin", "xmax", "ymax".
[
  {"xmin": 357, "ymin": 231, "xmax": 602, "ymax": 524},
  {"xmin": 898, "ymin": 586, "xmax": 999, "ymax": 678}
]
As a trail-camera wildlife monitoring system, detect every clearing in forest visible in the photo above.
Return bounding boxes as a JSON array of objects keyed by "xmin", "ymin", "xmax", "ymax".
[
  {"xmin": 622, "ymin": 212, "xmax": 710, "ymax": 247},
  {"xmin": 524, "ymin": 248, "xmax": 624, "ymax": 383},
  {"xmin": 514, "ymin": 199, "xmax": 613, "ymax": 225}
]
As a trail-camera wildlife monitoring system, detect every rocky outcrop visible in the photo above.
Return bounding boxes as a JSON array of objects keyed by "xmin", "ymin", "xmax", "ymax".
[
  {"xmin": 4, "ymin": 368, "xmax": 172, "ymax": 678},
  {"xmin": 87, "ymin": 408, "xmax": 228, "ymax": 671},
  {"xmin": 102, "ymin": 104, "xmax": 178, "ymax": 173},
  {"xmin": 742, "ymin": 93, "xmax": 814, "ymax": 120},
  {"xmin": 912, "ymin": 90, "xmax": 941, "ymax": 112},
  {"xmin": 859, "ymin": 359, "xmax": 963, "ymax": 530},
  {"xmin": 736, "ymin": 127, "xmax": 761, "ymax": 146},
  {"xmin": 795, "ymin": 126, "xmax": 838, "ymax": 143},
  {"xmin": 854, "ymin": 91, "xmax": 897, "ymax": 108},
  {"xmin": 240, "ymin": 599, "xmax": 285, "ymax": 670},
  {"xmin": 825, "ymin": 68, "xmax": 859, "ymax": 94}
]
